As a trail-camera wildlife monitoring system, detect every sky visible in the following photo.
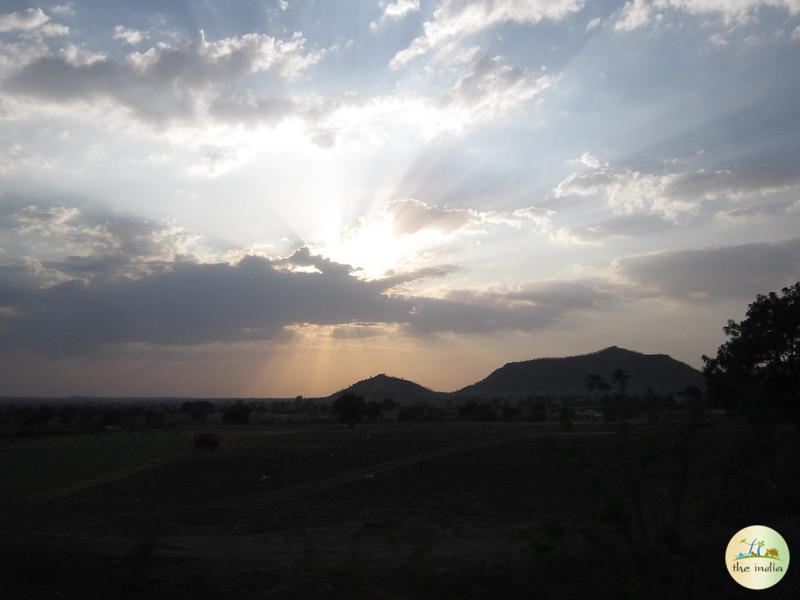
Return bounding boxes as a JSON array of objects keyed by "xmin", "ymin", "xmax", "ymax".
[{"xmin": 1, "ymin": 0, "xmax": 799, "ymax": 397}]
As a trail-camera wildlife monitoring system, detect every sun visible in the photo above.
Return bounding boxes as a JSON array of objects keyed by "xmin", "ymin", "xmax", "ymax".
[{"xmin": 316, "ymin": 209, "xmax": 452, "ymax": 280}]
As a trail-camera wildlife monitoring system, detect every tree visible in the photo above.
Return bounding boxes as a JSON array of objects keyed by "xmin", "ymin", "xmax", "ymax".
[
  {"xmin": 181, "ymin": 400, "xmax": 214, "ymax": 423},
  {"xmin": 365, "ymin": 400, "xmax": 383, "ymax": 421},
  {"xmin": 703, "ymin": 282, "xmax": 800, "ymax": 427},
  {"xmin": 612, "ymin": 368, "xmax": 629, "ymax": 396},
  {"xmin": 585, "ymin": 374, "xmax": 610, "ymax": 398},
  {"xmin": 333, "ymin": 393, "xmax": 366, "ymax": 428}
]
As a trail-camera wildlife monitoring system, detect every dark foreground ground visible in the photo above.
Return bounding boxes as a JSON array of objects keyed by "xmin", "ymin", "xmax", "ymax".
[{"xmin": 1, "ymin": 420, "xmax": 798, "ymax": 599}]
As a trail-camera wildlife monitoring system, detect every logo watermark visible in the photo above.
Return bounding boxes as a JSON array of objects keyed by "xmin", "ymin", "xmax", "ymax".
[{"xmin": 725, "ymin": 525, "xmax": 790, "ymax": 590}]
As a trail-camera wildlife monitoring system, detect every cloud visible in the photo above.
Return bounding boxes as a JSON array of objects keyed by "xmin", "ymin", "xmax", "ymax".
[
  {"xmin": 7, "ymin": 202, "xmax": 202, "ymax": 281},
  {"xmin": 4, "ymin": 30, "xmax": 325, "ymax": 124},
  {"xmin": 553, "ymin": 154, "xmax": 800, "ymax": 225},
  {"xmin": 382, "ymin": 198, "xmax": 575, "ymax": 242},
  {"xmin": 554, "ymin": 156, "xmax": 700, "ymax": 223},
  {"xmin": 0, "ymin": 8, "xmax": 67, "ymax": 40},
  {"xmin": 441, "ymin": 55, "xmax": 556, "ymax": 120},
  {"xmin": 0, "ymin": 198, "xmax": 613, "ymax": 354},
  {"xmin": 0, "ymin": 247, "xmax": 612, "ymax": 355},
  {"xmin": 113, "ymin": 25, "xmax": 147, "ymax": 46},
  {"xmin": 615, "ymin": 0, "xmax": 656, "ymax": 31},
  {"xmin": 404, "ymin": 280, "xmax": 613, "ymax": 334},
  {"xmin": 31, "ymin": 22, "xmax": 69, "ymax": 38},
  {"xmin": 614, "ymin": 0, "xmax": 800, "ymax": 32},
  {"xmin": 370, "ymin": 0, "xmax": 420, "ymax": 31},
  {"xmin": 388, "ymin": 199, "xmax": 473, "ymax": 235},
  {"xmin": 0, "ymin": 8, "xmax": 50, "ymax": 32},
  {"xmin": 50, "ymin": 4, "xmax": 76, "ymax": 17},
  {"xmin": 714, "ymin": 200, "xmax": 795, "ymax": 222},
  {"xmin": 568, "ymin": 214, "xmax": 676, "ymax": 242},
  {"xmin": 390, "ymin": 0, "xmax": 585, "ymax": 68},
  {"xmin": 0, "ymin": 143, "xmax": 57, "ymax": 174},
  {"xmin": 613, "ymin": 238, "xmax": 800, "ymax": 301},
  {"xmin": 585, "ymin": 16, "xmax": 603, "ymax": 31}
]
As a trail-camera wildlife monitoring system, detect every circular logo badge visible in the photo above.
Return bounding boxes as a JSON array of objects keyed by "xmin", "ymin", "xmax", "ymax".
[{"xmin": 726, "ymin": 525, "xmax": 790, "ymax": 590}]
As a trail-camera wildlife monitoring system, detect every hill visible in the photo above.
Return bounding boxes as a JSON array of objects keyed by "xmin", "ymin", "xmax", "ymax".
[
  {"xmin": 326, "ymin": 374, "xmax": 447, "ymax": 404},
  {"xmin": 454, "ymin": 346, "xmax": 702, "ymax": 399}
]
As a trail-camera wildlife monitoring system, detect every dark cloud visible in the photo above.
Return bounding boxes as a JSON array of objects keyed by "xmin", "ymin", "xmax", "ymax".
[
  {"xmin": 0, "ymin": 256, "xmax": 406, "ymax": 354},
  {"xmin": 273, "ymin": 246, "xmax": 354, "ymax": 276},
  {"xmin": 0, "ymin": 250, "xmax": 611, "ymax": 355},
  {"xmin": 614, "ymin": 238, "xmax": 800, "ymax": 301},
  {"xmin": 3, "ymin": 32, "xmax": 320, "ymax": 124}
]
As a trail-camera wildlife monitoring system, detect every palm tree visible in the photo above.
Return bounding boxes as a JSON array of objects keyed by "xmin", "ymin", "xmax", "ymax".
[{"xmin": 756, "ymin": 540, "xmax": 765, "ymax": 556}]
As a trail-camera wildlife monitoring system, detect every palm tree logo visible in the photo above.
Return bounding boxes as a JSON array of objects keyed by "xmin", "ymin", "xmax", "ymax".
[{"xmin": 735, "ymin": 538, "xmax": 779, "ymax": 560}]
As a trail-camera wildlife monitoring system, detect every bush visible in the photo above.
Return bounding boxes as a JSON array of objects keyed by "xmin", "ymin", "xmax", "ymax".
[{"xmin": 223, "ymin": 402, "xmax": 252, "ymax": 425}]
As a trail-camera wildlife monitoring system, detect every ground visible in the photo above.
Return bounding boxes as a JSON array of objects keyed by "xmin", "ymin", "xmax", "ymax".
[{"xmin": 1, "ymin": 420, "xmax": 798, "ymax": 598}]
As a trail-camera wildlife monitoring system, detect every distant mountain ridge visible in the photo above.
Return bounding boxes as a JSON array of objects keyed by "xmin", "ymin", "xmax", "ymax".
[
  {"xmin": 456, "ymin": 346, "xmax": 702, "ymax": 398},
  {"xmin": 327, "ymin": 347, "xmax": 702, "ymax": 401}
]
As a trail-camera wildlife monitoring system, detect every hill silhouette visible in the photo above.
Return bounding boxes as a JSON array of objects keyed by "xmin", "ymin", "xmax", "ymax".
[
  {"xmin": 455, "ymin": 346, "xmax": 702, "ymax": 398},
  {"xmin": 327, "ymin": 374, "xmax": 448, "ymax": 403},
  {"xmin": 326, "ymin": 347, "xmax": 702, "ymax": 402}
]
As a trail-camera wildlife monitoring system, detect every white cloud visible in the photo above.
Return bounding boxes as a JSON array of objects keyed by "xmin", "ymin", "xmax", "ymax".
[
  {"xmin": 382, "ymin": 199, "xmax": 570, "ymax": 238},
  {"xmin": 585, "ymin": 17, "xmax": 602, "ymax": 31},
  {"xmin": 371, "ymin": 0, "xmax": 420, "ymax": 31},
  {"xmin": 0, "ymin": 8, "xmax": 50, "ymax": 32},
  {"xmin": 615, "ymin": 0, "xmax": 654, "ymax": 31},
  {"xmin": 441, "ymin": 55, "xmax": 556, "ymax": 123},
  {"xmin": 278, "ymin": 0, "xmax": 289, "ymax": 11},
  {"xmin": 385, "ymin": 0, "xmax": 421, "ymax": 19},
  {"xmin": 390, "ymin": 0, "xmax": 585, "ymax": 68},
  {"xmin": 556, "ymin": 154, "xmax": 800, "ymax": 226},
  {"xmin": 708, "ymin": 32, "xmax": 729, "ymax": 45},
  {"xmin": 50, "ymin": 3, "xmax": 76, "ymax": 17},
  {"xmin": 308, "ymin": 54, "xmax": 557, "ymax": 151},
  {"xmin": 33, "ymin": 22, "xmax": 70, "ymax": 37},
  {"xmin": 614, "ymin": 0, "xmax": 800, "ymax": 32},
  {"xmin": 554, "ymin": 157, "xmax": 700, "ymax": 223},
  {"xmin": 113, "ymin": 25, "xmax": 147, "ymax": 46}
]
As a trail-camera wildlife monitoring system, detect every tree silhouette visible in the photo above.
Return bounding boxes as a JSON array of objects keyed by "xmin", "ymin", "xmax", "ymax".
[
  {"xmin": 612, "ymin": 368, "xmax": 629, "ymax": 396},
  {"xmin": 333, "ymin": 393, "xmax": 366, "ymax": 428},
  {"xmin": 365, "ymin": 400, "xmax": 382, "ymax": 421},
  {"xmin": 703, "ymin": 282, "xmax": 800, "ymax": 427},
  {"xmin": 585, "ymin": 374, "xmax": 610, "ymax": 397}
]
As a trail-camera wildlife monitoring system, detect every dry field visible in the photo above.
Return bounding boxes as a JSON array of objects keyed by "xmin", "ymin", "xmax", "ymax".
[{"xmin": 1, "ymin": 421, "xmax": 798, "ymax": 598}]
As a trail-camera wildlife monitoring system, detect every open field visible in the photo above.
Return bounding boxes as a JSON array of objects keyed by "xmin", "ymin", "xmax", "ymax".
[{"xmin": 1, "ymin": 420, "xmax": 798, "ymax": 599}]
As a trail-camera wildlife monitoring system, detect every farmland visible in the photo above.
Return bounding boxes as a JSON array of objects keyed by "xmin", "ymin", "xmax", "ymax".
[{"xmin": 1, "ymin": 419, "xmax": 798, "ymax": 598}]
